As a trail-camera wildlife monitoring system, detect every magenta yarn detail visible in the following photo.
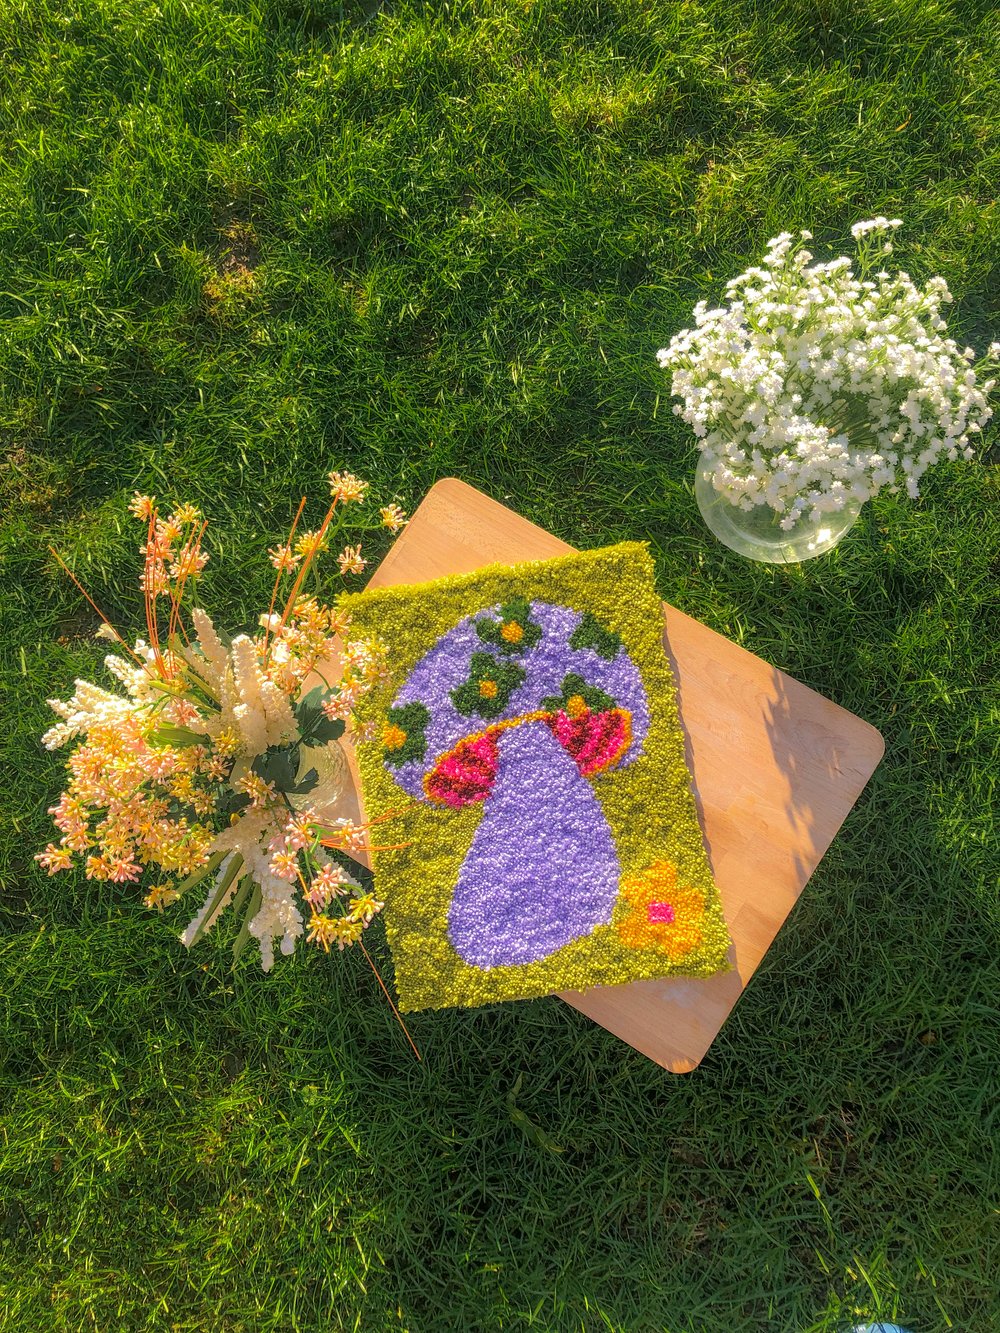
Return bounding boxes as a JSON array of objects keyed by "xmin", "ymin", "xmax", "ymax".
[{"xmin": 647, "ymin": 901, "xmax": 676, "ymax": 924}]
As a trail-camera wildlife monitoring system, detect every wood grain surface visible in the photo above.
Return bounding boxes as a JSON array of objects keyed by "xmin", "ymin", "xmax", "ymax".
[{"xmin": 343, "ymin": 478, "xmax": 885, "ymax": 1072}]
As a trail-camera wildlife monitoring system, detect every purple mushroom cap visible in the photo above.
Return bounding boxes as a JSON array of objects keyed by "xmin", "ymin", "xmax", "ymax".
[{"xmin": 386, "ymin": 600, "xmax": 648, "ymax": 798}]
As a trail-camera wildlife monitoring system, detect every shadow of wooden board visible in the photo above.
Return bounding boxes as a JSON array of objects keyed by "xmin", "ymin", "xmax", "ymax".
[{"xmin": 345, "ymin": 478, "xmax": 885, "ymax": 1073}]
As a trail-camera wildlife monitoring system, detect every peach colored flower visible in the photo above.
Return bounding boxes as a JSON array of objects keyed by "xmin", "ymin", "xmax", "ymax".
[
  {"xmin": 129, "ymin": 493, "xmax": 156, "ymax": 519},
  {"xmin": 337, "ymin": 545, "xmax": 366, "ymax": 576},
  {"xmin": 379, "ymin": 504, "xmax": 407, "ymax": 533},
  {"xmin": 304, "ymin": 863, "xmax": 352, "ymax": 909},
  {"xmin": 328, "ymin": 470, "xmax": 369, "ymax": 504},
  {"xmin": 269, "ymin": 849, "xmax": 300, "ymax": 881},
  {"xmin": 35, "ymin": 844, "xmax": 73, "ymax": 874},
  {"xmin": 268, "ymin": 543, "xmax": 300, "ymax": 573}
]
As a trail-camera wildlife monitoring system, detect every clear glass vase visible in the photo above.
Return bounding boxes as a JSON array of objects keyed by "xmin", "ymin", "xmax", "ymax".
[
  {"xmin": 293, "ymin": 739, "xmax": 350, "ymax": 823},
  {"xmin": 694, "ymin": 457, "xmax": 862, "ymax": 564}
]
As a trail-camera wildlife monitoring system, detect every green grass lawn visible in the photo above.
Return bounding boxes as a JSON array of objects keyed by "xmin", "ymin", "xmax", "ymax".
[{"xmin": 2, "ymin": 0, "xmax": 999, "ymax": 1328}]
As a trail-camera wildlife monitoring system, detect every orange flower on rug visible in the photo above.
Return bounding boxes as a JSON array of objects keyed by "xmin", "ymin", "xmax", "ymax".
[{"xmin": 617, "ymin": 859, "xmax": 707, "ymax": 960}]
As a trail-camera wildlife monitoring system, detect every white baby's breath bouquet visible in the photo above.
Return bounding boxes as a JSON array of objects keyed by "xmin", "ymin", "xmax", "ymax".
[{"xmin": 658, "ymin": 219, "xmax": 999, "ymax": 530}]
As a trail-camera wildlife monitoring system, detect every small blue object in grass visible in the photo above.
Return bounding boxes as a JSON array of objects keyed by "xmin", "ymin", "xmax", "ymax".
[{"xmin": 850, "ymin": 1324, "xmax": 912, "ymax": 1332}]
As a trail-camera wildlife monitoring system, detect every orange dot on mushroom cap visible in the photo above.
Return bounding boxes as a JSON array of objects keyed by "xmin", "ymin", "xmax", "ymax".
[
  {"xmin": 383, "ymin": 723, "xmax": 408, "ymax": 750},
  {"xmin": 478, "ymin": 679, "xmax": 498, "ymax": 699},
  {"xmin": 565, "ymin": 694, "xmax": 588, "ymax": 718},
  {"xmin": 500, "ymin": 621, "xmax": 524, "ymax": 643}
]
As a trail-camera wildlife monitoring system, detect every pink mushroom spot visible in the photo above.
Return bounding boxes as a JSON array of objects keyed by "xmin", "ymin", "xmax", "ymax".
[
  {"xmin": 424, "ymin": 732, "xmax": 500, "ymax": 807},
  {"xmin": 544, "ymin": 706, "xmax": 632, "ymax": 778}
]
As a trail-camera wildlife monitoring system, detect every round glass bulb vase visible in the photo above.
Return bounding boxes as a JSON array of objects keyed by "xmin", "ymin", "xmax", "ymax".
[{"xmin": 694, "ymin": 458, "xmax": 862, "ymax": 564}]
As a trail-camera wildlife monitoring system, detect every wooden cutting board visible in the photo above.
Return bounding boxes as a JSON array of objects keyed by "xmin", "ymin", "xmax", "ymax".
[{"xmin": 341, "ymin": 478, "xmax": 884, "ymax": 1072}]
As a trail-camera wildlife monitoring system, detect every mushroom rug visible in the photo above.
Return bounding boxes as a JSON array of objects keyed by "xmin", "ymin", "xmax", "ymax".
[{"xmin": 342, "ymin": 542, "xmax": 731, "ymax": 1011}]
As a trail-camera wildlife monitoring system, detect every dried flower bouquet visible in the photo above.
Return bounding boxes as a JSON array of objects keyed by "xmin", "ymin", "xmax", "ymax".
[{"xmin": 38, "ymin": 475, "xmax": 411, "ymax": 988}]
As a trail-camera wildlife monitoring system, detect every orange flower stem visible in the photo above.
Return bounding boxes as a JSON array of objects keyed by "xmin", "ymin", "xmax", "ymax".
[
  {"xmin": 359, "ymin": 939, "xmax": 421, "ymax": 1061},
  {"xmin": 270, "ymin": 498, "xmax": 339, "ymax": 649},
  {"xmin": 167, "ymin": 519, "xmax": 208, "ymax": 646},
  {"xmin": 295, "ymin": 864, "xmax": 314, "ymax": 906},
  {"xmin": 47, "ymin": 547, "xmax": 144, "ymax": 668},
  {"xmin": 263, "ymin": 497, "xmax": 307, "ymax": 656},
  {"xmin": 165, "ymin": 540, "xmax": 188, "ymax": 644},
  {"xmin": 145, "ymin": 510, "xmax": 167, "ymax": 677},
  {"xmin": 312, "ymin": 804, "xmax": 416, "ymax": 837},
  {"xmin": 358, "ymin": 805, "xmax": 417, "ymax": 827},
  {"xmin": 143, "ymin": 511, "xmax": 155, "ymax": 652}
]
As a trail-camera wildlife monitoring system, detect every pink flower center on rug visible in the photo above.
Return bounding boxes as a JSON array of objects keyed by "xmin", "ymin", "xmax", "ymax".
[{"xmin": 647, "ymin": 901, "xmax": 676, "ymax": 925}]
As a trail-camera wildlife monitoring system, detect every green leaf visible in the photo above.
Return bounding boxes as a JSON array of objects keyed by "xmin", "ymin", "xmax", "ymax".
[
  {"xmin": 173, "ymin": 850, "xmax": 227, "ymax": 897},
  {"xmin": 185, "ymin": 854, "xmax": 244, "ymax": 950},
  {"xmin": 231, "ymin": 880, "xmax": 262, "ymax": 969},
  {"xmin": 253, "ymin": 745, "xmax": 299, "ymax": 790},
  {"xmin": 297, "ymin": 686, "xmax": 346, "ymax": 746},
  {"xmin": 296, "ymin": 685, "xmax": 327, "ymax": 717},
  {"xmin": 306, "ymin": 716, "xmax": 345, "ymax": 746},
  {"xmin": 149, "ymin": 723, "xmax": 210, "ymax": 748},
  {"xmin": 217, "ymin": 789, "xmax": 251, "ymax": 819},
  {"xmin": 294, "ymin": 685, "xmax": 329, "ymax": 740},
  {"xmin": 290, "ymin": 767, "xmax": 318, "ymax": 795},
  {"xmin": 227, "ymin": 873, "xmax": 254, "ymax": 925}
]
